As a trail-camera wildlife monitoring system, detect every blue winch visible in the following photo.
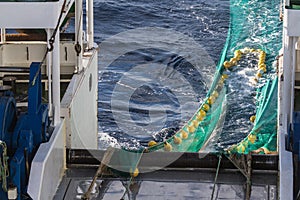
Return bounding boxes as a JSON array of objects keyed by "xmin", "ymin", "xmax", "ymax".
[
  {"xmin": 0, "ymin": 62, "xmax": 49, "ymax": 200},
  {"xmin": 287, "ymin": 112, "xmax": 300, "ymax": 157}
]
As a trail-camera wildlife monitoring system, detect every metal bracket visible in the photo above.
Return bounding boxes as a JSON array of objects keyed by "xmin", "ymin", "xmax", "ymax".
[{"xmin": 226, "ymin": 153, "xmax": 252, "ymax": 200}]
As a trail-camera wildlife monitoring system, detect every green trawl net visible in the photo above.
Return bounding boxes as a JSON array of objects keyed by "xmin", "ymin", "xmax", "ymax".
[
  {"xmin": 141, "ymin": 0, "xmax": 281, "ymax": 154},
  {"xmin": 114, "ymin": 0, "xmax": 282, "ymax": 175},
  {"xmin": 223, "ymin": 0, "xmax": 281, "ymax": 154},
  {"xmin": 228, "ymin": 77, "xmax": 278, "ymax": 154}
]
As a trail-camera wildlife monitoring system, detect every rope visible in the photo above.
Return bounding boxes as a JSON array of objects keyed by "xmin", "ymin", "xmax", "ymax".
[
  {"xmin": 81, "ymin": 148, "xmax": 115, "ymax": 200},
  {"xmin": 0, "ymin": 140, "xmax": 8, "ymax": 192},
  {"xmin": 210, "ymin": 154, "xmax": 222, "ymax": 200},
  {"xmin": 30, "ymin": 0, "xmax": 67, "ymax": 87}
]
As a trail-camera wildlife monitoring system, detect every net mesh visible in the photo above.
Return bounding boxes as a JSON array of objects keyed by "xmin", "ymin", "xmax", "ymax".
[
  {"xmin": 138, "ymin": 0, "xmax": 281, "ymax": 154},
  {"xmin": 114, "ymin": 0, "xmax": 281, "ymax": 174},
  {"xmin": 224, "ymin": 0, "xmax": 281, "ymax": 154}
]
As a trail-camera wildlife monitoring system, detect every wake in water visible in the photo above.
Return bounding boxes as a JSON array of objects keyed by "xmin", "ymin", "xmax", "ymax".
[
  {"xmin": 96, "ymin": 0, "xmax": 282, "ymax": 152},
  {"xmin": 97, "ymin": 0, "xmax": 229, "ymax": 150}
]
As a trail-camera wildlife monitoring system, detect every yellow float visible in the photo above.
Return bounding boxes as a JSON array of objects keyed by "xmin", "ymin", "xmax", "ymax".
[
  {"xmin": 203, "ymin": 104, "xmax": 210, "ymax": 111},
  {"xmin": 148, "ymin": 140, "xmax": 157, "ymax": 147},
  {"xmin": 192, "ymin": 120, "xmax": 199, "ymax": 128},
  {"xmin": 229, "ymin": 57, "xmax": 237, "ymax": 66},
  {"xmin": 223, "ymin": 61, "xmax": 232, "ymax": 69},
  {"xmin": 207, "ymin": 96, "xmax": 216, "ymax": 105},
  {"xmin": 199, "ymin": 109, "xmax": 206, "ymax": 118},
  {"xmin": 187, "ymin": 124, "xmax": 196, "ymax": 133},
  {"xmin": 164, "ymin": 142, "xmax": 172, "ymax": 152},
  {"xmin": 130, "ymin": 168, "xmax": 139, "ymax": 177},
  {"xmin": 181, "ymin": 130, "xmax": 188, "ymax": 139},
  {"xmin": 248, "ymin": 134, "xmax": 257, "ymax": 144},
  {"xmin": 173, "ymin": 135, "xmax": 182, "ymax": 144},
  {"xmin": 250, "ymin": 115, "xmax": 256, "ymax": 123}
]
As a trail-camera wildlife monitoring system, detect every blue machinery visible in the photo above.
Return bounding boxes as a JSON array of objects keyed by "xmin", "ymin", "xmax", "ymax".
[
  {"xmin": 287, "ymin": 111, "xmax": 300, "ymax": 198},
  {"xmin": 0, "ymin": 62, "xmax": 49, "ymax": 200},
  {"xmin": 287, "ymin": 112, "xmax": 300, "ymax": 155}
]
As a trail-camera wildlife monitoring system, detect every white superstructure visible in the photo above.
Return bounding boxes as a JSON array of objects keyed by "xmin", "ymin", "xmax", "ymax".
[
  {"xmin": 0, "ymin": 0, "xmax": 98, "ymax": 199},
  {"xmin": 279, "ymin": 0, "xmax": 300, "ymax": 199}
]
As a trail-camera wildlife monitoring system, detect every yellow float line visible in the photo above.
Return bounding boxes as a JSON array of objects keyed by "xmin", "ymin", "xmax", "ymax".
[{"xmin": 225, "ymin": 48, "xmax": 268, "ymax": 153}]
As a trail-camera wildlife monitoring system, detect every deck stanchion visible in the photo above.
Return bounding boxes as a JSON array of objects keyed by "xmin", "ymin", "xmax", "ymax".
[
  {"xmin": 0, "ymin": 28, "xmax": 5, "ymax": 43},
  {"xmin": 75, "ymin": 0, "xmax": 83, "ymax": 72},
  {"xmin": 86, "ymin": 0, "xmax": 94, "ymax": 49},
  {"xmin": 52, "ymin": 29, "xmax": 61, "ymax": 126},
  {"xmin": 47, "ymin": 29, "xmax": 53, "ymax": 118}
]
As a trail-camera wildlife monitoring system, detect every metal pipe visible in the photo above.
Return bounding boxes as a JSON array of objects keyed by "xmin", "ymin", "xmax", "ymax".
[
  {"xmin": 0, "ymin": 67, "xmax": 30, "ymax": 72},
  {"xmin": 75, "ymin": 0, "xmax": 83, "ymax": 72},
  {"xmin": 282, "ymin": 35, "xmax": 293, "ymax": 124},
  {"xmin": 47, "ymin": 29, "xmax": 53, "ymax": 118},
  {"xmin": 66, "ymin": 149, "xmax": 279, "ymax": 171},
  {"xmin": 86, "ymin": 0, "xmax": 94, "ymax": 49},
  {"xmin": 52, "ymin": 29, "xmax": 60, "ymax": 126},
  {"xmin": 0, "ymin": 28, "xmax": 5, "ymax": 43}
]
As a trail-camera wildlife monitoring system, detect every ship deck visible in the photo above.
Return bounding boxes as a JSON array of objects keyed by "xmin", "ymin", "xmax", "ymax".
[{"xmin": 54, "ymin": 150, "xmax": 278, "ymax": 200}]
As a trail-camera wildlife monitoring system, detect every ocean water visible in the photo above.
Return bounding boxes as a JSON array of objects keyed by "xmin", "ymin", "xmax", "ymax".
[
  {"xmin": 96, "ymin": 0, "xmax": 230, "ymax": 150},
  {"xmin": 95, "ymin": 0, "xmax": 282, "ymax": 151}
]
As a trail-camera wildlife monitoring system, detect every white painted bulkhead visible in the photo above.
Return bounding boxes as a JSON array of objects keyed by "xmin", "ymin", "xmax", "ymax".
[
  {"xmin": 278, "ymin": 2, "xmax": 300, "ymax": 199},
  {"xmin": 0, "ymin": 42, "xmax": 76, "ymax": 76},
  {"xmin": 0, "ymin": 0, "xmax": 74, "ymax": 29},
  {"xmin": 61, "ymin": 49, "xmax": 98, "ymax": 149}
]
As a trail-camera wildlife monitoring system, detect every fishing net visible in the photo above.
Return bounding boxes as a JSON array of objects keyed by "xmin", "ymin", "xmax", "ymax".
[
  {"xmin": 228, "ymin": 77, "xmax": 278, "ymax": 154},
  {"xmin": 224, "ymin": 0, "xmax": 281, "ymax": 154},
  {"xmin": 141, "ymin": 0, "xmax": 281, "ymax": 154},
  {"xmin": 110, "ymin": 0, "xmax": 282, "ymax": 175}
]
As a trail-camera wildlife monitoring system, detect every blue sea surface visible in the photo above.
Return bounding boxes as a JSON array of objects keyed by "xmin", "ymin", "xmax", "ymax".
[
  {"xmin": 95, "ymin": 0, "xmax": 282, "ymax": 150},
  {"xmin": 96, "ymin": 0, "xmax": 230, "ymax": 150}
]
